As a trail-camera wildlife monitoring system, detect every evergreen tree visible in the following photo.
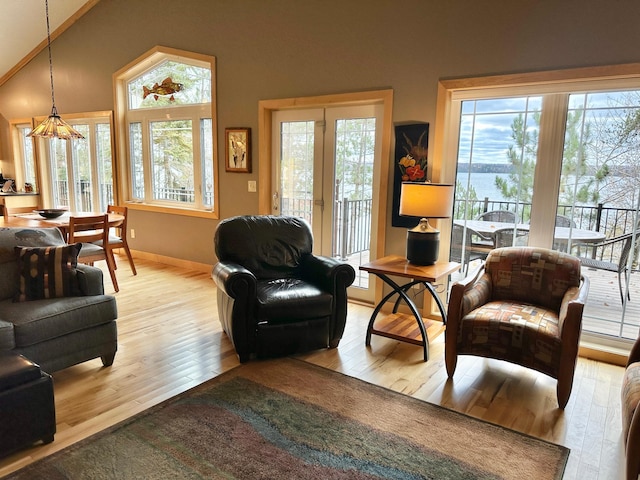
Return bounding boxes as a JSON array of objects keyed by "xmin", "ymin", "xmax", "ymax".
[
  {"xmin": 496, "ymin": 109, "xmax": 609, "ymax": 211},
  {"xmin": 495, "ymin": 113, "xmax": 538, "ymax": 205}
]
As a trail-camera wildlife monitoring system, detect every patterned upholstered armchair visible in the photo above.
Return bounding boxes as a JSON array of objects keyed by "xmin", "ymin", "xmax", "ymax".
[
  {"xmin": 446, "ymin": 247, "xmax": 589, "ymax": 409},
  {"xmin": 622, "ymin": 336, "xmax": 640, "ymax": 480}
]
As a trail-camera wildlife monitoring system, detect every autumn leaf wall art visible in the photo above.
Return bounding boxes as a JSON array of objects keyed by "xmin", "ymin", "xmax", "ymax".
[{"xmin": 392, "ymin": 123, "xmax": 429, "ymax": 227}]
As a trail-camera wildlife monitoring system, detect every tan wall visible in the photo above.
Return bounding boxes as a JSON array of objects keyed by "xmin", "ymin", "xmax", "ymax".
[{"xmin": 1, "ymin": 0, "xmax": 640, "ymax": 266}]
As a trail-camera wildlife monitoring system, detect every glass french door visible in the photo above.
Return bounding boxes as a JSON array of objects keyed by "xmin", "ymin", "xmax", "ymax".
[{"xmin": 272, "ymin": 105, "xmax": 383, "ymax": 302}]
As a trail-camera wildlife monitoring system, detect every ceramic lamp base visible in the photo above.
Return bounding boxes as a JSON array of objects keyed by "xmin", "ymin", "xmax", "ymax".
[{"xmin": 406, "ymin": 228, "xmax": 440, "ymax": 265}]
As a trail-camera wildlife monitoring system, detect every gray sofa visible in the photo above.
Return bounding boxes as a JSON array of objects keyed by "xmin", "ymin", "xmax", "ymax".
[{"xmin": 0, "ymin": 227, "xmax": 118, "ymax": 373}]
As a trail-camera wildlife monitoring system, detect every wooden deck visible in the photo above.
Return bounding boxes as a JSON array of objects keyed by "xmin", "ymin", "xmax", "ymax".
[{"xmin": 580, "ymin": 268, "xmax": 640, "ymax": 339}]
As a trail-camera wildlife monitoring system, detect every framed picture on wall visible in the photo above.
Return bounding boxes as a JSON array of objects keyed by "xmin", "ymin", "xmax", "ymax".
[
  {"xmin": 225, "ymin": 127, "xmax": 251, "ymax": 173},
  {"xmin": 392, "ymin": 122, "xmax": 429, "ymax": 227}
]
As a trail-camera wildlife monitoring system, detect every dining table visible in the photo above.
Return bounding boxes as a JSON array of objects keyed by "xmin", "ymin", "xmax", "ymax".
[
  {"xmin": 453, "ymin": 219, "xmax": 606, "ymax": 250},
  {"xmin": 1, "ymin": 211, "xmax": 124, "ymax": 239}
]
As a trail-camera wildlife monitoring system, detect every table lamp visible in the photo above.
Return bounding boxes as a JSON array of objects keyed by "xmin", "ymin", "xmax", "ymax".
[{"xmin": 399, "ymin": 182, "xmax": 455, "ymax": 265}]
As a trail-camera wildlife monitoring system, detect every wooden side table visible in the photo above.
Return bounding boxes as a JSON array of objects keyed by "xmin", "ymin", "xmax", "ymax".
[{"xmin": 359, "ymin": 255, "xmax": 460, "ymax": 361}]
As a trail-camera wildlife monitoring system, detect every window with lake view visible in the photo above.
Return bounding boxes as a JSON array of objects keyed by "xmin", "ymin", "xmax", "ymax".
[{"xmin": 447, "ymin": 76, "xmax": 640, "ymax": 346}]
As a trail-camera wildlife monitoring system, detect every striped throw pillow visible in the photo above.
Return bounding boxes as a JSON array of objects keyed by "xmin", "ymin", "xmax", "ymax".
[{"xmin": 14, "ymin": 243, "xmax": 82, "ymax": 302}]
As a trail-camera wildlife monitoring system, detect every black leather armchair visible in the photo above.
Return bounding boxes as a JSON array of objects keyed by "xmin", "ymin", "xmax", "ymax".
[{"xmin": 212, "ymin": 215, "xmax": 356, "ymax": 362}]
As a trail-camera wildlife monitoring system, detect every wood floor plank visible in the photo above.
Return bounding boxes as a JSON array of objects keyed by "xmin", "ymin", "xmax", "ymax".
[{"xmin": 0, "ymin": 256, "xmax": 627, "ymax": 479}]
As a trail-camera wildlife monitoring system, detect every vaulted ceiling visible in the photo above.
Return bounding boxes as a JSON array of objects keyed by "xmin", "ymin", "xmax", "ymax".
[{"xmin": 0, "ymin": 0, "xmax": 96, "ymax": 86}]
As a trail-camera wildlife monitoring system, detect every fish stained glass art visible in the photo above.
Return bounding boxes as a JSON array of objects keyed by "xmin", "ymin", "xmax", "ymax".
[{"xmin": 142, "ymin": 77, "xmax": 184, "ymax": 101}]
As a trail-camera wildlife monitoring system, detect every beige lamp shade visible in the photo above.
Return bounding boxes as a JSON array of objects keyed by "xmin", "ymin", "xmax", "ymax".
[{"xmin": 399, "ymin": 183, "xmax": 455, "ymax": 219}]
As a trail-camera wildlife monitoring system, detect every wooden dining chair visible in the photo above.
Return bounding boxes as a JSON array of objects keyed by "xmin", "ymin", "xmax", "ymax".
[
  {"xmin": 3, "ymin": 205, "xmax": 36, "ymax": 220},
  {"xmin": 68, "ymin": 214, "xmax": 119, "ymax": 292},
  {"xmin": 92, "ymin": 205, "xmax": 136, "ymax": 276}
]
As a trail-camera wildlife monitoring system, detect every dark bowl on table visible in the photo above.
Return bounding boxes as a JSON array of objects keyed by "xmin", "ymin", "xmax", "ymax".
[{"xmin": 34, "ymin": 209, "xmax": 67, "ymax": 219}]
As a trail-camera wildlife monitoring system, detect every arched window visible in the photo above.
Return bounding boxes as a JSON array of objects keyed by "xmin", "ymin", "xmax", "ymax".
[{"xmin": 114, "ymin": 46, "xmax": 218, "ymax": 216}]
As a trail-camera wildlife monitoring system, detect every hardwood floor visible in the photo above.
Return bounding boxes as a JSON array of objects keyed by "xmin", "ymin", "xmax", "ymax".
[{"xmin": 0, "ymin": 256, "xmax": 628, "ymax": 479}]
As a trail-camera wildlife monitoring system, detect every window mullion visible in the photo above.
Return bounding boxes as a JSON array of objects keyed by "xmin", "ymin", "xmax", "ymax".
[
  {"xmin": 88, "ymin": 122, "xmax": 101, "ymax": 211},
  {"xmin": 528, "ymin": 94, "xmax": 569, "ymax": 248},
  {"xmin": 142, "ymin": 119, "xmax": 153, "ymax": 202},
  {"xmin": 64, "ymin": 139, "xmax": 76, "ymax": 210}
]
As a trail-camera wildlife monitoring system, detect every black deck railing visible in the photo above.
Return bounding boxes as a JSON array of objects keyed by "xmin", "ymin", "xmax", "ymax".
[
  {"xmin": 280, "ymin": 195, "xmax": 639, "ymax": 263},
  {"xmin": 281, "ymin": 197, "xmax": 372, "ymax": 259},
  {"xmin": 455, "ymin": 197, "xmax": 639, "ymax": 265},
  {"xmin": 335, "ymin": 198, "xmax": 372, "ymax": 260}
]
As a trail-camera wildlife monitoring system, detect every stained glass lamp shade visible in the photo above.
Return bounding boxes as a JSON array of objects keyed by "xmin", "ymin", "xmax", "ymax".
[{"xmin": 27, "ymin": 0, "xmax": 84, "ymax": 140}]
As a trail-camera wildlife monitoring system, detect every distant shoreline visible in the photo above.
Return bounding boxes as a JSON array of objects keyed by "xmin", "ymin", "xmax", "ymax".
[
  {"xmin": 457, "ymin": 163, "xmax": 512, "ymax": 174},
  {"xmin": 457, "ymin": 162, "xmax": 630, "ymax": 176}
]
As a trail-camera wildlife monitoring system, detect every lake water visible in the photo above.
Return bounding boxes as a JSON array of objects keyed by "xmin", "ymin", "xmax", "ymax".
[
  {"xmin": 456, "ymin": 172, "xmax": 510, "ymax": 201},
  {"xmin": 456, "ymin": 171, "xmax": 632, "ymax": 209}
]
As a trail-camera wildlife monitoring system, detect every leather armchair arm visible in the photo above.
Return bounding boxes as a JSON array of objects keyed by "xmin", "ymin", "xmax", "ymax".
[
  {"xmin": 0, "ymin": 320, "xmax": 15, "ymax": 351},
  {"xmin": 300, "ymin": 255, "xmax": 356, "ymax": 293},
  {"xmin": 212, "ymin": 261, "xmax": 257, "ymax": 299},
  {"xmin": 300, "ymin": 254, "xmax": 355, "ymax": 346},
  {"xmin": 211, "ymin": 261, "xmax": 258, "ymax": 363}
]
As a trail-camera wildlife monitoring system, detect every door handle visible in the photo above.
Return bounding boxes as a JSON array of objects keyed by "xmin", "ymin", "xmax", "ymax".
[{"xmin": 273, "ymin": 191, "xmax": 279, "ymax": 211}]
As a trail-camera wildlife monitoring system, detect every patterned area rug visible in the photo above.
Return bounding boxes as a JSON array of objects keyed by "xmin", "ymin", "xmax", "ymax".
[{"xmin": 6, "ymin": 358, "xmax": 568, "ymax": 479}]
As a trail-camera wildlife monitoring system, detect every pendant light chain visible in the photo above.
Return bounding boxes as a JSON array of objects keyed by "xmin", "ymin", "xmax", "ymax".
[
  {"xmin": 27, "ymin": 0, "xmax": 84, "ymax": 139},
  {"xmin": 45, "ymin": 0, "xmax": 56, "ymax": 111}
]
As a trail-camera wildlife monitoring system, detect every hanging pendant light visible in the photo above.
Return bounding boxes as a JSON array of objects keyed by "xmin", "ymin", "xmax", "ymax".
[{"xmin": 27, "ymin": 0, "xmax": 84, "ymax": 140}]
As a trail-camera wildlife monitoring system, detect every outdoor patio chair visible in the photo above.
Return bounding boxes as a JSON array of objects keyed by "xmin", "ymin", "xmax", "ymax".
[
  {"xmin": 475, "ymin": 210, "xmax": 517, "ymax": 224},
  {"xmin": 553, "ymin": 215, "xmax": 577, "ymax": 251},
  {"xmin": 450, "ymin": 223, "xmax": 492, "ymax": 273},
  {"xmin": 493, "ymin": 227, "xmax": 529, "ymax": 248},
  {"xmin": 468, "ymin": 211, "xmax": 515, "ymax": 251},
  {"xmin": 576, "ymin": 231, "xmax": 640, "ymax": 304},
  {"xmin": 555, "ymin": 214, "xmax": 576, "ymax": 228}
]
